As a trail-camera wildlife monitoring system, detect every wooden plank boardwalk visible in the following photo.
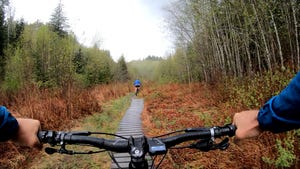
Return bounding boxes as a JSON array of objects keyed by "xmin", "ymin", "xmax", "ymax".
[{"xmin": 111, "ymin": 98, "xmax": 152, "ymax": 169}]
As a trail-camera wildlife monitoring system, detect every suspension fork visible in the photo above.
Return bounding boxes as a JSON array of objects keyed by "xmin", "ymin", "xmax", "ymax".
[{"xmin": 128, "ymin": 136, "xmax": 149, "ymax": 169}]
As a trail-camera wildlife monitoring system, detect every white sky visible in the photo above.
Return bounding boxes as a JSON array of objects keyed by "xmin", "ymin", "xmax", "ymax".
[{"xmin": 10, "ymin": 0, "xmax": 174, "ymax": 62}]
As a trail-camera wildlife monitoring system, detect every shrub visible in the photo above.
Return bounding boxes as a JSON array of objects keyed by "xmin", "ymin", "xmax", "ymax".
[{"xmin": 262, "ymin": 132, "xmax": 296, "ymax": 168}]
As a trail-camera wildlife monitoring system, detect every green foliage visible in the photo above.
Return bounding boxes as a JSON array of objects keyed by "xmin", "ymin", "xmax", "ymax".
[
  {"xmin": 197, "ymin": 111, "xmax": 212, "ymax": 126},
  {"xmin": 32, "ymin": 25, "xmax": 55, "ymax": 86},
  {"xmin": 153, "ymin": 116, "xmax": 162, "ymax": 128},
  {"xmin": 0, "ymin": 0, "xmax": 122, "ymax": 93},
  {"xmin": 1, "ymin": 47, "xmax": 25, "ymax": 92},
  {"xmin": 83, "ymin": 47, "xmax": 114, "ymax": 86},
  {"xmin": 128, "ymin": 59, "xmax": 160, "ymax": 81},
  {"xmin": 0, "ymin": 1, "xmax": 8, "ymax": 82},
  {"xmin": 296, "ymin": 129, "xmax": 300, "ymax": 137},
  {"xmin": 155, "ymin": 57, "xmax": 181, "ymax": 83},
  {"xmin": 24, "ymin": 24, "xmax": 77, "ymax": 88},
  {"xmin": 52, "ymin": 36, "xmax": 77, "ymax": 88},
  {"xmin": 73, "ymin": 48, "xmax": 86, "ymax": 74},
  {"xmin": 84, "ymin": 94, "xmax": 131, "ymax": 132},
  {"xmin": 0, "ymin": 18, "xmax": 118, "ymax": 92},
  {"xmin": 8, "ymin": 19, "xmax": 25, "ymax": 47},
  {"xmin": 164, "ymin": 0, "xmax": 300, "ymax": 82},
  {"xmin": 154, "ymin": 47, "xmax": 202, "ymax": 83},
  {"xmin": 224, "ymin": 70, "xmax": 295, "ymax": 109},
  {"xmin": 115, "ymin": 55, "xmax": 129, "ymax": 82},
  {"xmin": 49, "ymin": 0, "xmax": 68, "ymax": 37},
  {"xmin": 0, "ymin": 9, "xmax": 26, "ymax": 85},
  {"xmin": 224, "ymin": 116, "xmax": 232, "ymax": 125},
  {"xmin": 144, "ymin": 55, "xmax": 163, "ymax": 61},
  {"xmin": 262, "ymin": 132, "xmax": 296, "ymax": 168}
]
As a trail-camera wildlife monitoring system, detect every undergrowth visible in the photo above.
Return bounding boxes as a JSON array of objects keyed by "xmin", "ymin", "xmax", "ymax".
[
  {"xmin": 262, "ymin": 131, "xmax": 297, "ymax": 168},
  {"xmin": 143, "ymin": 69, "xmax": 299, "ymax": 168},
  {"xmin": 0, "ymin": 83, "xmax": 130, "ymax": 169},
  {"xmin": 221, "ymin": 69, "xmax": 295, "ymax": 110},
  {"xmin": 221, "ymin": 69, "xmax": 299, "ymax": 168},
  {"xmin": 28, "ymin": 94, "xmax": 132, "ymax": 169}
]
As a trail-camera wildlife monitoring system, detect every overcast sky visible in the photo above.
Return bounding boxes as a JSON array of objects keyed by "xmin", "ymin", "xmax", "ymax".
[{"xmin": 10, "ymin": 0, "xmax": 174, "ymax": 61}]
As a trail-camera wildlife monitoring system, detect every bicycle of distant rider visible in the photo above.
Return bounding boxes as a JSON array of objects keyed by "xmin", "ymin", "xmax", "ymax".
[{"xmin": 134, "ymin": 86, "xmax": 140, "ymax": 96}]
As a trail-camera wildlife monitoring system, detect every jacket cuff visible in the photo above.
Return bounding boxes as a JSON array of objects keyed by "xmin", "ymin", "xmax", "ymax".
[
  {"xmin": 258, "ymin": 97, "xmax": 299, "ymax": 133},
  {"xmin": 0, "ymin": 107, "xmax": 19, "ymax": 141},
  {"xmin": 257, "ymin": 97, "xmax": 275, "ymax": 131}
]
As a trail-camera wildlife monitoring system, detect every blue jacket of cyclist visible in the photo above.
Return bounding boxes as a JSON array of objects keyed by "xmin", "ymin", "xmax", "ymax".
[
  {"xmin": 0, "ymin": 106, "xmax": 19, "ymax": 141},
  {"xmin": 134, "ymin": 79, "xmax": 141, "ymax": 87},
  {"xmin": 258, "ymin": 71, "xmax": 300, "ymax": 133}
]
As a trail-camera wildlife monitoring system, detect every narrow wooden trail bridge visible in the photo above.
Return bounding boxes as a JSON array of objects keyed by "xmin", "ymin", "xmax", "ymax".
[{"xmin": 111, "ymin": 97, "xmax": 152, "ymax": 169}]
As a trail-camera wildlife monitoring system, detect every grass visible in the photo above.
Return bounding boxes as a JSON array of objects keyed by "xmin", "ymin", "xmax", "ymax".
[{"xmin": 28, "ymin": 94, "xmax": 132, "ymax": 169}]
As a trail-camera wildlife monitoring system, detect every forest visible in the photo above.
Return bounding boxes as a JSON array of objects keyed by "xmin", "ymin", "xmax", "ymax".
[{"xmin": 0, "ymin": 0, "xmax": 299, "ymax": 168}]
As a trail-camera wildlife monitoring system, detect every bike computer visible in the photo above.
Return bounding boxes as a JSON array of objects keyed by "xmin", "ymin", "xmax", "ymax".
[{"xmin": 147, "ymin": 138, "xmax": 167, "ymax": 155}]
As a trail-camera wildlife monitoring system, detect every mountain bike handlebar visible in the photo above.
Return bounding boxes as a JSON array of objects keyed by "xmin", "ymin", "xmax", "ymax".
[{"xmin": 38, "ymin": 124, "xmax": 236, "ymax": 169}]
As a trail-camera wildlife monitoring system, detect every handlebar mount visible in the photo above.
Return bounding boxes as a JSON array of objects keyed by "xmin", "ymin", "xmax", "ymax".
[{"xmin": 38, "ymin": 124, "xmax": 236, "ymax": 169}]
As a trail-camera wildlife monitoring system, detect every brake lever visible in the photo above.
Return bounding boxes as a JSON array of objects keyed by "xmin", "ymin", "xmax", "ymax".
[
  {"xmin": 44, "ymin": 147, "xmax": 75, "ymax": 155},
  {"xmin": 45, "ymin": 144, "xmax": 75, "ymax": 155},
  {"xmin": 213, "ymin": 137, "xmax": 229, "ymax": 150},
  {"xmin": 190, "ymin": 137, "xmax": 229, "ymax": 152},
  {"xmin": 45, "ymin": 147, "xmax": 58, "ymax": 154}
]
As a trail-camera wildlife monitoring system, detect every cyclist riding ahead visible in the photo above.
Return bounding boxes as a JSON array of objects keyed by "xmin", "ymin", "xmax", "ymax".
[{"xmin": 133, "ymin": 79, "xmax": 141, "ymax": 96}]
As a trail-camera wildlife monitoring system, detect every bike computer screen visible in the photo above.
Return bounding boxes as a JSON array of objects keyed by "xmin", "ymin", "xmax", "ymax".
[{"xmin": 147, "ymin": 138, "xmax": 167, "ymax": 155}]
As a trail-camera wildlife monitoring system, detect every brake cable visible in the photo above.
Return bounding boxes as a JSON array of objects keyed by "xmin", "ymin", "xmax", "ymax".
[
  {"xmin": 153, "ymin": 129, "xmax": 186, "ymax": 138},
  {"xmin": 108, "ymin": 151, "xmax": 123, "ymax": 169}
]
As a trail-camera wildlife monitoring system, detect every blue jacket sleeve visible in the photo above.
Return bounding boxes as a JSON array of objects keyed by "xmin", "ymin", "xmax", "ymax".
[
  {"xmin": 258, "ymin": 72, "xmax": 300, "ymax": 133},
  {"xmin": 0, "ymin": 106, "xmax": 19, "ymax": 141}
]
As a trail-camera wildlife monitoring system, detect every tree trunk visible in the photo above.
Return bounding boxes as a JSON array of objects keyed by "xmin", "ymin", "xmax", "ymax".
[
  {"xmin": 292, "ymin": 1, "xmax": 300, "ymax": 69},
  {"xmin": 270, "ymin": 10, "xmax": 284, "ymax": 70},
  {"xmin": 252, "ymin": 3, "xmax": 272, "ymax": 71},
  {"xmin": 211, "ymin": 12, "xmax": 226, "ymax": 75},
  {"xmin": 284, "ymin": 3, "xmax": 295, "ymax": 69}
]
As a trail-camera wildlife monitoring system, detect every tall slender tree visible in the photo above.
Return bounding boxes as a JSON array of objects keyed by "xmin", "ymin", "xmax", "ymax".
[
  {"xmin": 73, "ymin": 48, "xmax": 86, "ymax": 74},
  {"xmin": 116, "ymin": 55, "xmax": 129, "ymax": 82},
  {"xmin": 0, "ymin": 0, "xmax": 9, "ymax": 82},
  {"xmin": 49, "ymin": 0, "xmax": 69, "ymax": 37},
  {"xmin": 163, "ymin": 0, "xmax": 300, "ymax": 82}
]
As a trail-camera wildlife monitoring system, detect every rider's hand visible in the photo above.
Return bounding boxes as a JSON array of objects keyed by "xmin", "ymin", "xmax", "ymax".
[
  {"xmin": 13, "ymin": 118, "xmax": 42, "ymax": 149},
  {"xmin": 233, "ymin": 110, "xmax": 262, "ymax": 140}
]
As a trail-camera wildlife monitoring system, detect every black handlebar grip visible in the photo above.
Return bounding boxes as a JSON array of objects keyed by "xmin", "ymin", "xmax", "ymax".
[
  {"xmin": 214, "ymin": 124, "xmax": 236, "ymax": 137},
  {"xmin": 226, "ymin": 124, "xmax": 237, "ymax": 137},
  {"xmin": 38, "ymin": 130, "xmax": 47, "ymax": 143},
  {"xmin": 37, "ymin": 130, "xmax": 57, "ymax": 144}
]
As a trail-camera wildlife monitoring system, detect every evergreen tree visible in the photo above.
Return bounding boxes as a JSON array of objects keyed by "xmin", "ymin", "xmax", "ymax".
[
  {"xmin": 8, "ymin": 18, "xmax": 24, "ymax": 46},
  {"xmin": 116, "ymin": 55, "xmax": 129, "ymax": 82},
  {"xmin": 49, "ymin": 0, "xmax": 68, "ymax": 37},
  {"xmin": 0, "ymin": 0, "xmax": 9, "ymax": 82},
  {"xmin": 73, "ymin": 48, "xmax": 86, "ymax": 74}
]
